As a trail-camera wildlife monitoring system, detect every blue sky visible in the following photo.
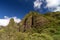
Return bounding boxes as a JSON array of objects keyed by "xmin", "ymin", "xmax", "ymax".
[
  {"xmin": 0, "ymin": 0, "xmax": 60, "ymax": 26},
  {"xmin": 0, "ymin": 0, "xmax": 60, "ymax": 19},
  {"xmin": 0, "ymin": 0, "xmax": 35, "ymax": 19}
]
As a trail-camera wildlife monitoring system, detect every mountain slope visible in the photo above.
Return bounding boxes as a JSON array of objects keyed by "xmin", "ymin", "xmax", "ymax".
[
  {"xmin": 19, "ymin": 11, "xmax": 51, "ymax": 32},
  {"xmin": 0, "ymin": 11, "xmax": 60, "ymax": 40}
]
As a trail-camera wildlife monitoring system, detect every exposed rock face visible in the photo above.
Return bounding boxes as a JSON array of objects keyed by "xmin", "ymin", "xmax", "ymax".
[{"xmin": 19, "ymin": 11, "xmax": 49, "ymax": 32}]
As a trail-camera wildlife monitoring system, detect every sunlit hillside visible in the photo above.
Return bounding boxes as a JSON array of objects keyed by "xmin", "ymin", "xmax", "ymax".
[{"xmin": 0, "ymin": 11, "xmax": 60, "ymax": 40}]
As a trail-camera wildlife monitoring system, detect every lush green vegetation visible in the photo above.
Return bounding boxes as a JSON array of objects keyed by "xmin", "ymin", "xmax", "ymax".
[{"xmin": 0, "ymin": 11, "xmax": 60, "ymax": 40}]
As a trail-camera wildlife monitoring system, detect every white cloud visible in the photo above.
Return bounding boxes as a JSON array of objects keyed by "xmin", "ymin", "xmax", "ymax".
[
  {"xmin": 0, "ymin": 16, "xmax": 21, "ymax": 26},
  {"xmin": 46, "ymin": 0, "xmax": 59, "ymax": 7},
  {"xmin": 46, "ymin": 0, "xmax": 60, "ymax": 12},
  {"xmin": 34, "ymin": 0, "xmax": 42, "ymax": 9},
  {"xmin": 0, "ymin": 19, "xmax": 10, "ymax": 26},
  {"xmin": 54, "ymin": 7, "xmax": 60, "ymax": 12},
  {"xmin": 12, "ymin": 17, "xmax": 21, "ymax": 23},
  {"xmin": 34, "ymin": 0, "xmax": 60, "ymax": 12}
]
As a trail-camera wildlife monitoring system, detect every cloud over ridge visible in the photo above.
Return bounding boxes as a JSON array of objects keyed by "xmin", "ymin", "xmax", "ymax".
[
  {"xmin": 34, "ymin": 0, "xmax": 60, "ymax": 12},
  {"xmin": 0, "ymin": 16, "xmax": 21, "ymax": 26}
]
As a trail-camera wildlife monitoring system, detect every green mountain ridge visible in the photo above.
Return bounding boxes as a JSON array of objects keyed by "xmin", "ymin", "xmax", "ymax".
[
  {"xmin": 19, "ymin": 11, "xmax": 60, "ymax": 33},
  {"xmin": 0, "ymin": 11, "xmax": 60, "ymax": 40},
  {"xmin": 19, "ymin": 11, "xmax": 50, "ymax": 33}
]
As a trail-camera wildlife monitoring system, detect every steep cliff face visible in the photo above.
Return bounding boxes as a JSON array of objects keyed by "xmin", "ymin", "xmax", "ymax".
[{"xmin": 19, "ymin": 11, "xmax": 49, "ymax": 32}]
